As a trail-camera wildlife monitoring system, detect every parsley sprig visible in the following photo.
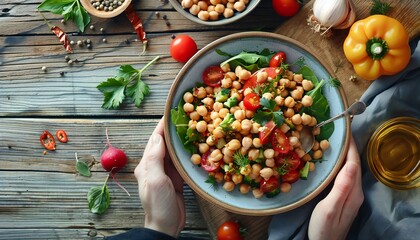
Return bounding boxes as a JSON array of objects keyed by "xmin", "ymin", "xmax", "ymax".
[
  {"xmin": 97, "ymin": 56, "xmax": 159, "ymax": 109},
  {"xmin": 252, "ymin": 98, "xmax": 285, "ymax": 126}
]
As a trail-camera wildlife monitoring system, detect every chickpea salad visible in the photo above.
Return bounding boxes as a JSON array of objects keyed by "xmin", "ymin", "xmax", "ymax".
[{"xmin": 171, "ymin": 49, "xmax": 336, "ymax": 198}]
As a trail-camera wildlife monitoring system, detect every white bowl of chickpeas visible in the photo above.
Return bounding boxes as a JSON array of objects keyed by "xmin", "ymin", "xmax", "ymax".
[
  {"xmin": 168, "ymin": 0, "xmax": 261, "ymax": 25},
  {"xmin": 164, "ymin": 32, "xmax": 351, "ymax": 216}
]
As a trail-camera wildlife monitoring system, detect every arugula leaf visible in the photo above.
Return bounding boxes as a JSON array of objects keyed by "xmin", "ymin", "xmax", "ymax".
[
  {"xmin": 296, "ymin": 65, "xmax": 319, "ymax": 85},
  {"xmin": 171, "ymin": 100, "xmax": 198, "ymax": 154},
  {"xmin": 38, "ymin": 0, "xmax": 90, "ymax": 32},
  {"xmin": 97, "ymin": 56, "xmax": 159, "ymax": 109},
  {"xmin": 218, "ymin": 48, "xmax": 275, "ymax": 72}
]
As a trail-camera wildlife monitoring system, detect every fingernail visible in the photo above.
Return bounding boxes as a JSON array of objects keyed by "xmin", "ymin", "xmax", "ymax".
[{"xmin": 152, "ymin": 133, "xmax": 161, "ymax": 144}]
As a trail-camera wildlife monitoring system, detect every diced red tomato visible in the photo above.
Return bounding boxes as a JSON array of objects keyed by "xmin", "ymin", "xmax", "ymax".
[
  {"xmin": 243, "ymin": 92, "xmax": 260, "ymax": 111},
  {"xmin": 202, "ymin": 66, "xmax": 224, "ymax": 87},
  {"xmin": 201, "ymin": 148, "xmax": 220, "ymax": 172},
  {"xmin": 269, "ymin": 52, "xmax": 287, "ymax": 67},
  {"xmin": 260, "ymin": 176, "xmax": 279, "ymax": 193},
  {"xmin": 259, "ymin": 120, "xmax": 276, "ymax": 145},
  {"xmin": 243, "ymin": 67, "xmax": 279, "ymax": 91},
  {"xmin": 276, "ymin": 151, "xmax": 301, "ymax": 171},
  {"xmin": 281, "ymin": 170, "xmax": 299, "ymax": 183},
  {"xmin": 271, "ymin": 128, "xmax": 290, "ymax": 154}
]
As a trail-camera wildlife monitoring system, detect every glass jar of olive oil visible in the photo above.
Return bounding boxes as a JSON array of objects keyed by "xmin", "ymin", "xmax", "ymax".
[{"xmin": 367, "ymin": 117, "xmax": 419, "ymax": 190}]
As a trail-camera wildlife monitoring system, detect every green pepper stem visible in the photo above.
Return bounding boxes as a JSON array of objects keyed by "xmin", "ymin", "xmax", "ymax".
[{"xmin": 366, "ymin": 38, "xmax": 388, "ymax": 60}]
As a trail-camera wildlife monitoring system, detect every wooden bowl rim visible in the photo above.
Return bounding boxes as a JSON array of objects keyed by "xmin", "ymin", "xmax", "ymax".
[{"xmin": 80, "ymin": 0, "xmax": 132, "ymax": 18}]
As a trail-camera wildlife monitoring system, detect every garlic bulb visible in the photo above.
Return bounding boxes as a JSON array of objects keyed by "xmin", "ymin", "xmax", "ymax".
[{"xmin": 308, "ymin": 0, "xmax": 356, "ymax": 35}]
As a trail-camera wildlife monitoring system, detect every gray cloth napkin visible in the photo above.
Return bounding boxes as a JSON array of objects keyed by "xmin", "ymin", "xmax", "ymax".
[{"xmin": 268, "ymin": 39, "xmax": 420, "ymax": 240}]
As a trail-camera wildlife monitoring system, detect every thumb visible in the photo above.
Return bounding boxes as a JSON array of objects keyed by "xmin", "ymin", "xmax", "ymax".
[{"xmin": 136, "ymin": 133, "xmax": 166, "ymax": 180}]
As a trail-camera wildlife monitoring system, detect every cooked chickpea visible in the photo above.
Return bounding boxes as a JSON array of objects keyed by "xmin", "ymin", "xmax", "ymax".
[
  {"xmin": 226, "ymin": 139, "xmax": 241, "ymax": 151},
  {"xmin": 309, "ymin": 117, "xmax": 317, "ymax": 127},
  {"xmin": 252, "ymin": 188, "xmax": 264, "ymax": 198},
  {"xmin": 214, "ymin": 172, "xmax": 224, "ymax": 182},
  {"xmin": 198, "ymin": 143, "xmax": 210, "ymax": 154},
  {"xmin": 279, "ymin": 78, "xmax": 290, "ymax": 87},
  {"xmin": 289, "ymin": 136, "xmax": 299, "ymax": 147},
  {"xmin": 301, "ymin": 95, "xmax": 313, "ymax": 107},
  {"xmin": 302, "ymin": 153, "xmax": 312, "ymax": 162},
  {"xmin": 289, "ymin": 81, "xmax": 297, "ymax": 89},
  {"xmin": 222, "ymin": 146, "xmax": 233, "ymax": 157},
  {"xmin": 239, "ymin": 183, "xmax": 251, "ymax": 194},
  {"xmin": 221, "ymin": 77, "xmax": 232, "ymax": 88},
  {"xmin": 225, "ymin": 71, "xmax": 236, "ymax": 80},
  {"xmin": 309, "ymin": 162, "xmax": 316, "ymax": 171},
  {"xmin": 210, "ymin": 149, "xmax": 223, "ymax": 161},
  {"xmin": 232, "ymin": 80, "xmax": 242, "ymax": 89},
  {"xmin": 195, "ymin": 87, "xmax": 207, "ymax": 98},
  {"xmin": 190, "ymin": 154, "xmax": 201, "ymax": 165},
  {"xmin": 213, "ymin": 102, "xmax": 223, "ymax": 112},
  {"xmin": 260, "ymin": 168, "xmax": 274, "ymax": 180},
  {"xmin": 284, "ymin": 96, "xmax": 295, "ymax": 108},
  {"xmin": 223, "ymin": 181, "xmax": 235, "ymax": 192},
  {"xmin": 233, "ymin": 1, "xmax": 246, "ymax": 12},
  {"xmin": 202, "ymin": 97, "xmax": 214, "ymax": 107},
  {"xmin": 263, "ymin": 148, "xmax": 275, "ymax": 159},
  {"xmin": 302, "ymin": 80, "xmax": 314, "ymax": 91},
  {"xmin": 223, "ymin": 154, "xmax": 233, "ymax": 163},
  {"xmin": 208, "ymin": 6, "xmax": 216, "ymax": 12},
  {"xmin": 196, "ymin": 105, "xmax": 208, "ymax": 117},
  {"xmin": 275, "ymin": 96, "xmax": 284, "ymax": 106},
  {"xmin": 312, "ymin": 140, "xmax": 320, "ymax": 151},
  {"xmin": 313, "ymin": 126, "xmax": 321, "ymax": 136},
  {"xmin": 301, "ymin": 113, "xmax": 312, "ymax": 125},
  {"xmin": 197, "ymin": 1, "xmax": 208, "ymax": 9},
  {"xmin": 293, "ymin": 74, "xmax": 303, "ymax": 82},
  {"xmin": 295, "ymin": 148, "xmax": 306, "ymax": 158},
  {"xmin": 188, "ymin": 120, "xmax": 197, "ymax": 129},
  {"xmin": 241, "ymin": 119, "xmax": 252, "ymax": 131},
  {"xmin": 313, "ymin": 149, "xmax": 323, "ymax": 159},
  {"xmin": 210, "ymin": 111, "xmax": 219, "ymax": 120},
  {"xmin": 216, "ymin": 138, "xmax": 226, "ymax": 149},
  {"xmin": 182, "ymin": 0, "xmax": 194, "ymax": 9},
  {"xmin": 206, "ymin": 135, "xmax": 216, "ymax": 146},
  {"xmin": 242, "ymin": 136, "xmax": 253, "ymax": 149},
  {"xmin": 210, "ymin": 0, "xmax": 221, "ymax": 5},
  {"xmin": 262, "ymin": 92, "xmax": 273, "ymax": 100},
  {"xmin": 231, "ymin": 120, "xmax": 242, "ymax": 131},
  {"xmin": 197, "ymin": 10, "xmax": 209, "ymax": 20},
  {"xmin": 291, "ymin": 114, "xmax": 302, "ymax": 125},
  {"xmin": 248, "ymin": 148, "xmax": 260, "ymax": 160},
  {"xmin": 243, "ymin": 87, "xmax": 253, "ymax": 96},
  {"xmin": 284, "ymin": 108, "xmax": 295, "ymax": 118},
  {"xmin": 252, "ymin": 138, "xmax": 262, "ymax": 148},
  {"xmin": 183, "ymin": 103, "xmax": 194, "ymax": 112},
  {"xmin": 320, "ymin": 140, "xmax": 330, "ymax": 151},
  {"xmin": 280, "ymin": 182, "xmax": 292, "ymax": 193},
  {"xmin": 189, "ymin": 4, "xmax": 200, "ymax": 15},
  {"xmin": 214, "ymin": 3, "xmax": 225, "ymax": 13},
  {"xmin": 221, "ymin": 63, "xmax": 230, "ymax": 72},
  {"xmin": 280, "ymin": 123, "xmax": 291, "ymax": 133},
  {"xmin": 265, "ymin": 158, "xmax": 275, "ymax": 167},
  {"xmin": 257, "ymin": 71, "xmax": 268, "ymax": 83},
  {"xmin": 232, "ymin": 174, "xmax": 243, "ymax": 184},
  {"xmin": 213, "ymin": 127, "xmax": 225, "ymax": 139},
  {"xmin": 183, "ymin": 92, "xmax": 194, "ymax": 103},
  {"xmin": 291, "ymin": 88, "xmax": 303, "ymax": 100},
  {"xmin": 245, "ymin": 110, "xmax": 254, "ymax": 118},
  {"xmin": 196, "ymin": 121, "xmax": 207, "ymax": 133},
  {"xmin": 219, "ymin": 108, "xmax": 229, "ymax": 118},
  {"xmin": 238, "ymin": 69, "xmax": 251, "ymax": 80},
  {"xmin": 280, "ymin": 89, "xmax": 289, "ymax": 98}
]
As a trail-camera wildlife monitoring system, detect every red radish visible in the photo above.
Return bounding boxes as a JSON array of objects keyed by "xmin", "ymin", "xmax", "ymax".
[{"xmin": 101, "ymin": 128, "xmax": 130, "ymax": 196}]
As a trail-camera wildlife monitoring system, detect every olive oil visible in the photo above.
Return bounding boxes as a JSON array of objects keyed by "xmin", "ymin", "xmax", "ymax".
[{"xmin": 367, "ymin": 117, "xmax": 419, "ymax": 189}]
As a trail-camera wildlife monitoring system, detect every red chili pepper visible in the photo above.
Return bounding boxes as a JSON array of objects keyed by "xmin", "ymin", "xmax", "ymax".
[
  {"xmin": 125, "ymin": 3, "xmax": 147, "ymax": 53},
  {"xmin": 40, "ymin": 130, "xmax": 56, "ymax": 151},
  {"xmin": 39, "ymin": 11, "xmax": 72, "ymax": 53},
  {"xmin": 56, "ymin": 130, "xmax": 68, "ymax": 143},
  {"xmin": 51, "ymin": 26, "xmax": 72, "ymax": 53}
]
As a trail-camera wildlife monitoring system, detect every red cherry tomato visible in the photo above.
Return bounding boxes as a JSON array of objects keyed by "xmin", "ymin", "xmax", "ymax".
[
  {"xmin": 170, "ymin": 34, "xmax": 198, "ymax": 63},
  {"xmin": 271, "ymin": 128, "xmax": 290, "ymax": 154},
  {"xmin": 282, "ymin": 170, "xmax": 300, "ymax": 183},
  {"xmin": 260, "ymin": 176, "xmax": 280, "ymax": 193},
  {"xmin": 217, "ymin": 221, "xmax": 245, "ymax": 240},
  {"xmin": 201, "ymin": 148, "xmax": 220, "ymax": 172},
  {"xmin": 243, "ymin": 92, "xmax": 261, "ymax": 111},
  {"xmin": 55, "ymin": 130, "xmax": 68, "ymax": 143},
  {"xmin": 202, "ymin": 66, "xmax": 224, "ymax": 87},
  {"xmin": 243, "ymin": 67, "xmax": 279, "ymax": 91},
  {"xmin": 259, "ymin": 120, "xmax": 276, "ymax": 145},
  {"xmin": 276, "ymin": 151, "xmax": 301, "ymax": 171},
  {"xmin": 269, "ymin": 52, "xmax": 287, "ymax": 67},
  {"xmin": 272, "ymin": 0, "xmax": 300, "ymax": 17}
]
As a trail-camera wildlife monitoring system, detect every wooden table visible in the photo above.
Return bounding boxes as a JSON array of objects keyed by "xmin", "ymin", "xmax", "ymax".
[{"xmin": 1, "ymin": 0, "xmax": 418, "ymax": 239}]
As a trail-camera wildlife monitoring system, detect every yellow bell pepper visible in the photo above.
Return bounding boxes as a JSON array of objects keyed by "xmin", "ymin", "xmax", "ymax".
[{"xmin": 343, "ymin": 15, "xmax": 411, "ymax": 80}]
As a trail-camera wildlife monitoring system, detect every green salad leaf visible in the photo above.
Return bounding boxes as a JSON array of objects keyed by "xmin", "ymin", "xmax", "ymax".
[
  {"xmin": 87, "ymin": 178, "xmax": 110, "ymax": 214},
  {"xmin": 171, "ymin": 100, "xmax": 198, "ymax": 154},
  {"xmin": 217, "ymin": 48, "xmax": 275, "ymax": 72}
]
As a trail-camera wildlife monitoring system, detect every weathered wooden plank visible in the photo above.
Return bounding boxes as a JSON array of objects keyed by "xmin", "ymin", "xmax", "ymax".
[{"xmin": 0, "ymin": 171, "xmax": 209, "ymax": 238}]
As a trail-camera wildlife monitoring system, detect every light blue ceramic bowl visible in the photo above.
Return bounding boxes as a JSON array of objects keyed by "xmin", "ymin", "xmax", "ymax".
[
  {"xmin": 168, "ymin": 0, "xmax": 261, "ymax": 26},
  {"xmin": 164, "ymin": 32, "xmax": 350, "ymax": 216}
]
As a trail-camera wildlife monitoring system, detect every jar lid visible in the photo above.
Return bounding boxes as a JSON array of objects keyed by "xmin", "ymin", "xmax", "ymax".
[{"xmin": 367, "ymin": 117, "xmax": 419, "ymax": 190}]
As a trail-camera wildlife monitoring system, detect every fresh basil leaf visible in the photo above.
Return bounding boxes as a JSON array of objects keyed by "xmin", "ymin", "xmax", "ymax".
[
  {"xmin": 73, "ymin": 4, "xmax": 86, "ymax": 32},
  {"xmin": 37, "ymin": 0, "xmax": 75, "ymax": 14},
  {"xmin": 215, "ymin": 49, "xmax": 233, "ymax": 57},
  {"xmin": 76, "ymin": 160, "xmax": 91, "ymax": 177},
  {"xmin": 220, "ymin": 49, "xmax": 275, "ymax": 72},
  {"xmin": 296, "ymin": 65, "xmax": 319, "ymax": 86},
  {"xmin": 87, "ymin": 185, "xmax": 110, "ymax": 214}
]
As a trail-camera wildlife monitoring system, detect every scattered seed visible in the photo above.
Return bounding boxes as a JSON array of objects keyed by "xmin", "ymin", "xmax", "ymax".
[
  {"xmin": 60, "ymin": 71, "xmax": 65, "ymax": 76},
  {"xmin": 163, "ymin": 14, "xmax": 167, "ymax": 20},
  {"xmin": 77, "ymin": 40, "xmax": 83, "ymax": 47},
  {"xmin": 70, "ymin": 40, "xmax": 75, "ymax": 45},
  {"xmin": 125, "ymin": 39, "xmax": 130, "ymax": 44},
  {"xmin": 68, "ymin": 59, "xmax": 73, "ymax": 65},
  {"xmin": 65, "ymin": 55, "xmax": 70, "ymax": 61},
  {"xmin": 90, "ymin": 25, "xmax": 95, "ymax": 30},
  {"xmin": 74, "ymin": 59, "xmax": 78, "ymax": 63},
  {"xmin": 43, "ymin": 150, "xmax": 47, "ymax": 155},
  {"xmin": 61, "ymin": 19, "xmax": 65, "ymax": 24},
  {"xmin": 100, "ymin": 27, "xmax": 105, "ymax": 32},
  {"xmin": 102, "ymin": 38, "xmax": 107, "ymax": 43},
  {"xmin": 87, "ymin": 44, "xmax": 92, "ymax": 49},
  {"xmin": 41, "ymin": 66, "xmax": 47, "ymax": 72},
  {"xmin": 86, "ymin": 39, "xmax": 91, "ymax": 44},
  {"xmin": 155, "ymin": 11, "xmax": 160, "ymax": 17},
  {"xmin": 171, "ymin": 34, "xmax": 176, "ymax": 39}
]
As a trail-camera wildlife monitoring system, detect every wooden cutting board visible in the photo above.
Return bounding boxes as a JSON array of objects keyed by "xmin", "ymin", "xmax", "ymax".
[{"xmin": 197, "ymin": 1, "xmax": 419, "ymax": 239}]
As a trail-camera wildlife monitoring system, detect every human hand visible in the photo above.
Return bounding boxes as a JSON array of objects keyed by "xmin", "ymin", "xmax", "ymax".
[
  {"xmin": 308, "ymin": 136, "xmax": 364, "ymax": 240},
  {"xmin": 134, "ymin": 118, "xmax": 185, "ymax": 238}
]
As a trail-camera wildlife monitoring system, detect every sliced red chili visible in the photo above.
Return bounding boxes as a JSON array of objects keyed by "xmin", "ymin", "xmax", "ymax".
[
  {"xmin": 56, "ymin": 130, "xmax": 68, "ymax": 143},
  {"xmin": 125, "ymin": 3, "xmax": 147, "ymax": 53},
  {"xmin": 40, "ymin": 130, "xmax": 56, "ymax": 151}
]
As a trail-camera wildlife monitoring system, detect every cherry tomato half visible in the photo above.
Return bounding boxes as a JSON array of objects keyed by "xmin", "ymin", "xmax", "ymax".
[
  {"xmin": 56, "ymin": 130, "xmax": 68, "ymax": 143},
  {"xmin": 217, "ymin": 221, "xmax": 245, "ymax": 240},
  {"xmin": 201, "ymin": 148, "xmax": 220, "ymax": 172},
  {"xmin": 271, "ymin": 128, "xmax": 290, "ymax": 154},
  {"xmin": 281, "ymin": 170, "xmax": 300, "ymax": 183},
  {"xmin": 40, "ymin": 130, "xmax": 56, "ymax": 151},
  {"xmin": 243, "ymin": 67, "xmax": 280, "ymax": 91},
  {"xmin": 260, "ymin": 176, "xmax": 280, "ymax": 193},
  {"xmin": 272, "ymin": 0, "xmax": 300, "ymax": 17},
  {"xmin": 269, "ymin": 52, "xmax": 287, "ymax": 67},
  {"xmin": 202, "ymin": 66, "xmax": 224, "ymax": 87},
  {"xmin": 243, "ymin": 92, "xmax": 261, "ymax": 111},
  {"xmin": 259, "ymin": 120, "xmax": 276, "ymax": 145},
  {"xmin": 276, "ymin": 151, "xmax": 301, "ymax": 171},
  {"xmin": 170, "ymin": 34, "xmax": 198, "ymax": 63}
]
